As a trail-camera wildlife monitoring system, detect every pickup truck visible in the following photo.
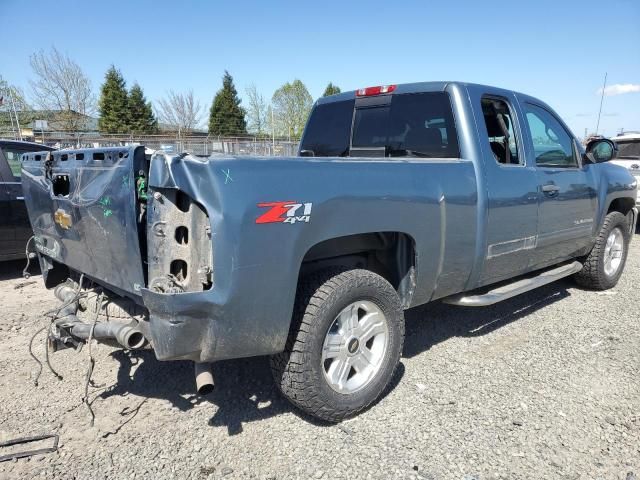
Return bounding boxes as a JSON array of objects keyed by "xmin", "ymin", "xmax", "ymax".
[{"xmin": 21, "ymin": 81, "xmax": 637, "ymax": 422}]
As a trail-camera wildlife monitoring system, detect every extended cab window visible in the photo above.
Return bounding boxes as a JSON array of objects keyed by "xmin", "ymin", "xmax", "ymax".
[
  {"xmin": 481, "ymin": 97, "xmax": 521, "ymax": 165},
  {"xmin": 352, "ymin": 92, "xmax": 459, "ymax": 158},
  {"xmin": 524, "ymin": 103, "xmax": 577, "ymax": 168}
]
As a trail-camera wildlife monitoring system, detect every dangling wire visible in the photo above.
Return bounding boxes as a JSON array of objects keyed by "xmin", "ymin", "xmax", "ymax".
[
  {"xmin": 28, "ymin": 327, "xmax": 45, "ymax": 386},
  {"xmin": 22, "ymin": 236, "xmax": 35, "ymax": 279},
  {"xmin": 83, "ymin": 290, "xmax": 104, "ymax": 427}
]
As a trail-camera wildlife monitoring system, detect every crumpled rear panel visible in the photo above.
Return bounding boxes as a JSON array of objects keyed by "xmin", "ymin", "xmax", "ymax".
[{"xmin": 21, "ymin": 146, "xmax": 146, "ymax": 296}]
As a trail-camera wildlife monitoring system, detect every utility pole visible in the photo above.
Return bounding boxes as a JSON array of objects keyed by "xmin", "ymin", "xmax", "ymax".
[{"xmin": 595, "ymin": 72, "xmax": 607, "ymax": 135}]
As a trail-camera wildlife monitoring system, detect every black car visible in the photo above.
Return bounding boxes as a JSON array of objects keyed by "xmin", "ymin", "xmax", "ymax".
[{"xmin": 0, "ymin": 140, "xmax": 55, "ymax": 261}]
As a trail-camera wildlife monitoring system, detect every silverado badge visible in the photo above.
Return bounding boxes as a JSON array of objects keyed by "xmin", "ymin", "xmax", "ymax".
[{"xmin": 54, "ymin": 209, "xmax": 72, "ymax": 229}]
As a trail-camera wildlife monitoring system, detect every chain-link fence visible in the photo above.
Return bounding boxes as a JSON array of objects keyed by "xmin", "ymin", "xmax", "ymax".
[{"xmin": 1, "ymin": 131, "xmax": 300, "ymax": 156}]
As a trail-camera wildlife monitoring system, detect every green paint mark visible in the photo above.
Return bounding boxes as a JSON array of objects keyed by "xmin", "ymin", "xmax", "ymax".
[
  {"xmin": 99, "ymin": 196, "xmax": 112, "ymax": 207},
  {"xmin": 103, "ymin": 209, "xmax": 113, "ymax": 217}
]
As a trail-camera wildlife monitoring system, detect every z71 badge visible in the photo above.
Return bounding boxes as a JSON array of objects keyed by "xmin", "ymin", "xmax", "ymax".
[{"xmin": 256, "ymin": 201, "xmax": 313, "ymax": 224}]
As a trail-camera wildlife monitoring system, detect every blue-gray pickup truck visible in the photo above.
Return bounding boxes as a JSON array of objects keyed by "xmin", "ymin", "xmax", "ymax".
[{"xmin": 21, "ymin": 81, "xmax": 637, "ymax": 422}]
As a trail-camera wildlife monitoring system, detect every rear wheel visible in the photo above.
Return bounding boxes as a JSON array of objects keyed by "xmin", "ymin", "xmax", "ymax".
[
  {"xmin": 575, "ymin": 211, "xmax": 630, "ymax": 290},
  {"xmin": 270, "ymin": 269, "xmax": 404, "ymax": 422}
]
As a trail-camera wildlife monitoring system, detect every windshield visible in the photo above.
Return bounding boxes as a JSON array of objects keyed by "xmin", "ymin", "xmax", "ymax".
[
  {"xmin": 300, "ymin": 92, "xmax": 460, "ymax": 158},
  {"xmin": 615, "ymin": 140, "xmax": 640, "ymax": 159}
]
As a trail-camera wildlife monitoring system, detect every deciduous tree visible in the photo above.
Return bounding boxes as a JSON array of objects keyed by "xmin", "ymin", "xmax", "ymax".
[
  {"xmin": 155, "ymin": 90, "xmax": 203, "ymax": 135},
  {"xmin": 245, "ymin": 84, "xmax": 268, "ymax": 136},
  {"xmin": 29, "ymin": 47, "xmax": 95, "ymax": 131},
  {"xmin": 271, "ymin": 79, "xmax": 312, "ymax": 140}
]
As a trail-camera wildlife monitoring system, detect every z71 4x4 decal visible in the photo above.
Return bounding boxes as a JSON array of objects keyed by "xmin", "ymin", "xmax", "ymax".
[{"xmin": 256, "ymin": 201, "xmax": 313, "ymax": 224}]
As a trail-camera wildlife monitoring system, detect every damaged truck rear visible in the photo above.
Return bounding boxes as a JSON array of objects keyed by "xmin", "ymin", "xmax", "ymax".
[{"xmin": 21, "ymin": 82, "xmax": 637, "ymax": 422}]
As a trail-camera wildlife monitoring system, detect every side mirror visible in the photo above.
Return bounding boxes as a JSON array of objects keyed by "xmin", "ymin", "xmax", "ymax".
[{"xmin": 585, "ymin": 138, "xmax": 617, "ymax": 163}]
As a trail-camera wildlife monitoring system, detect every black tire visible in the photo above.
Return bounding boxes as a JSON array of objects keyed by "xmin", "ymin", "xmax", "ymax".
[
  {"xmin": 270, "ymin": 269, "xmax": 404, "ymax": 422},
  {"xmin": 574, "ymin": 211, "xmax": 630, "ymax": 290}
]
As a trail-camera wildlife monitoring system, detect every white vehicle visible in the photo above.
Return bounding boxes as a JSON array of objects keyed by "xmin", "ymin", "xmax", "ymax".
[{"xmin": 610, "ymin": 131, "xmax": 640, "ymax": 207}]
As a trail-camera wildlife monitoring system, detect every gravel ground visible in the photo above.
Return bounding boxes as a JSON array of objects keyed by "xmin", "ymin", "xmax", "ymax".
[{"xmin": 0, "ymin": 241, "xmax": 638, "ymax": 480}]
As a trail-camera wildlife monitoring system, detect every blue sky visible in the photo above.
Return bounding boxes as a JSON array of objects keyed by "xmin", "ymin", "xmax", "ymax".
[{"xmin": 1, "ymin": 0, "xmax": 638, "ymax": 137}]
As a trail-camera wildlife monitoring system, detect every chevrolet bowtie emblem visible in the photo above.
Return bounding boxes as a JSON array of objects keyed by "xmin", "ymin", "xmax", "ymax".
[{"xmin": 54, "ymin": 209, "xmax": 72, "ymax": 229}]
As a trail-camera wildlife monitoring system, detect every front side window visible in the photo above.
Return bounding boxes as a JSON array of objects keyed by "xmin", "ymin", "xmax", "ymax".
[
  {"xmin": 524, "ymin": 104, "xmax": 577, "ymax": 168},
  {"xmin": 480, "ymin": 97, "xmax": 521, "ymax": 165}
]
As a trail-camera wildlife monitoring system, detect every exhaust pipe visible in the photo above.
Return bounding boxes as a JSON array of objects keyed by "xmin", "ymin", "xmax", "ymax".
[
  {"xmin": 53, "ymin": 283, "xmax": 146, "ymax": 350},
  {"xmin": 194, "ymin": 362, "xmax": 214, "ymax": 395}
]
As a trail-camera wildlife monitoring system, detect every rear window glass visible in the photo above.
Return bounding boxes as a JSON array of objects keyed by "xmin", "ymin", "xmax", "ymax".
[
  {"xmin": 300, "ymin": 99, "xmax": 354, "ymax": 157},
  {"xmin": 353, "ymin": 93, "xmax": 459, "ymax": 158},
  {"xmin": 300, "ymin": 92, "xmax": 459, "ymax": 158}
]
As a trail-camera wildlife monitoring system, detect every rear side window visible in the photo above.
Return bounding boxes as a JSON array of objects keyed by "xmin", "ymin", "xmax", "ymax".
[
  {"xmin": 352, "ymin": 92, "xmax": 459, "ymax": 158},
  {"xmin": 300, "ymin": 99, "xmax": 355, "ymax": 157}
]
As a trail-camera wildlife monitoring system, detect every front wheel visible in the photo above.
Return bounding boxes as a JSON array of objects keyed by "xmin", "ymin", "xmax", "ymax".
[
  {"xmin": 270, "ymin": 269, "xmax": 404, "ymax": 422},
  {"xmin": 575, "ymin": 211, "xmax": 630, "ymax": 290}
]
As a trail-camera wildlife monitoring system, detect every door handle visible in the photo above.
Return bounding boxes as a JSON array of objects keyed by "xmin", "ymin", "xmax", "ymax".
[
  {"xmin": 541, "ymin": 184, "xmax": 560, "ymax": 195},
  {"xmin": 15, "ymin": 196, "xmax": 24, "ymax": 200}
]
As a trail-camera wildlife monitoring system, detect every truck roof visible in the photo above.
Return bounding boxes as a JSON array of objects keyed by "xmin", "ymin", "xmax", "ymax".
[
  {"xmin": 316, "ymin": 81, "xmax": 533, "ymax": 105},
  {"xmin": 611, "ymin": 132, "xmax": 640, "ymax": 141}
]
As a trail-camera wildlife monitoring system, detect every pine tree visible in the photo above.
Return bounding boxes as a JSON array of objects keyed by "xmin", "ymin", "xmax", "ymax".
[
  {"xmin": 128, "ymin": 83, "xmax": 157, "ymax": 134},
  {"xmin": 98, "ymin": 65, "xmax": 129, "ymax": 133},
  {"xmin": 208, "ymin": 71, "xmax": 247, "ymax": 136},
  {"xmin": 322, "ymin": 82, "xmax": 341, "ymax": 97}
]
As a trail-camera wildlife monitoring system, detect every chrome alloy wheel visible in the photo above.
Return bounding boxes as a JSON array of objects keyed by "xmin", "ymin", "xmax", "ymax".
[
  {"xmin": 321, "ymin": 300, "xmax": 389, "ymax": 394},
  {"xmin": 604, "ymin": 227, "xmax": 624, "ymax": 277}
]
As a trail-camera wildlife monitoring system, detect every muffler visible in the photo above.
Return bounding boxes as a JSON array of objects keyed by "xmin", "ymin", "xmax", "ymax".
[{"xmin": 52, "ymin": 282, "xmax": 146, "ymax": 350}]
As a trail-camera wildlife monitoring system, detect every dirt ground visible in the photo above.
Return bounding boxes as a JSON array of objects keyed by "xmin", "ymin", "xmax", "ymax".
[{"xmin": 0, "ymin": 242, "xmax": 638, "ymax": 480}]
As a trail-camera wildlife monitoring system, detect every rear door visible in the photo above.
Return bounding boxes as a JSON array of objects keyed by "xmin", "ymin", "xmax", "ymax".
[
  {"xmin": 520, "ymin": 102, "xmax": 597, "ymax": 266},
  {"xmin": 471, "ymin": 90, "xmax": 540, "ymax": 285}
]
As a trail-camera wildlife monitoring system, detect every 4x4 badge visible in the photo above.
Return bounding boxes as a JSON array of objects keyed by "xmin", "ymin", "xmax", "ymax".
[{"xmin": 256, "ymin": 201, "xmax": 313, "ymax": 224}]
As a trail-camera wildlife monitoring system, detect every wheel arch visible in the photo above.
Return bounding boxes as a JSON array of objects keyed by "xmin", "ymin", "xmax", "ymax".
[{"xmin": 297, "ymin": 232, "xmax": 417, "ymax": 308}]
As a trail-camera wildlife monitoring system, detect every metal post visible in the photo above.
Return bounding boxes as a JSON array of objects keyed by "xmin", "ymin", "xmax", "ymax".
[{"xmin": 8, "ymin": 89, "xmax": 22, "ymax": 141}]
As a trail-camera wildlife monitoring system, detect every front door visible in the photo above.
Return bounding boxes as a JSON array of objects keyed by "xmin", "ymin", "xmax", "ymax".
[{"xmin": 520, "ymin": 102, "xmax": 597, "ymax": 267}]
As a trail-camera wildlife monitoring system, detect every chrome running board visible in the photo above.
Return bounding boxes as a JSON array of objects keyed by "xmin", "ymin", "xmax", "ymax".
[{"xmin": 443, "ymin": 261, "xmax": 583, "ymax": 307}]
